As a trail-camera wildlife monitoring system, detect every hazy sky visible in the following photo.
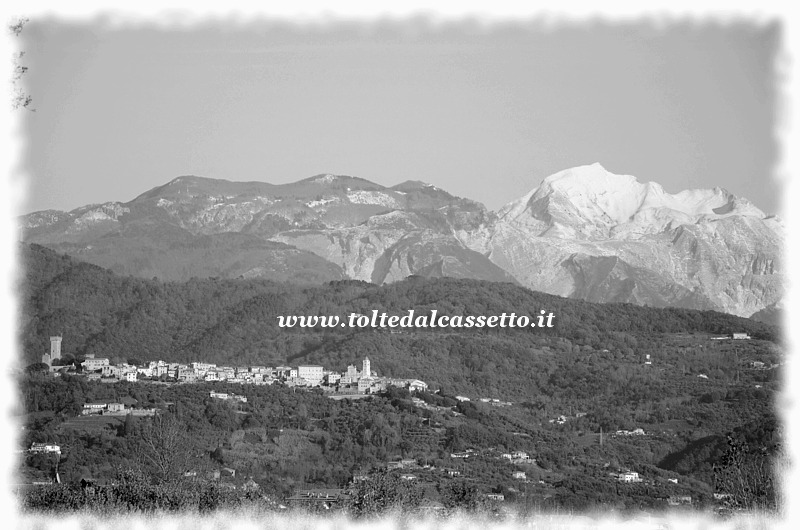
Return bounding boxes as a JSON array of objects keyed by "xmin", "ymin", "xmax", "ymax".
[{"xmin": 20, "ymin": 19, "xmax": 780, "ymax": 214}]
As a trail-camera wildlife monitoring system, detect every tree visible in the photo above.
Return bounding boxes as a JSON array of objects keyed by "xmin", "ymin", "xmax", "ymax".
[
  {"xmin": 134, "ymin": 412, "xmax": 196, "ymax": 483},
  {"xmin": 25, "ymin": 362, "xmax": 49, "ymax": 375},
  {"xmin": 713, "ymin": 434, "xmax": 778, "ymax": 511},
  {"xmin": 9, "ymin": 17, "xmax": 33, "ymax": 110},
  {"xmin": 346, "ymin": 471, "xmax": 423, "ymax": 517},
  {"xmin": 122, "ymin": 412, "xmax": 137, "ymax": 437},
  {"xmin": 439, "ymin": 480, "xmax": 489, "ymax": 512},
  {"xmin": 210, "ymin": 446, "xmax": 227, "ymax": 465}
]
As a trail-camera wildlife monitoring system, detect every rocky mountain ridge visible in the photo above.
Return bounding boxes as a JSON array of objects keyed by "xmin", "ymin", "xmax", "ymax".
[{"xmin": 20, "ymin": 164, "xmax": 783, "ymax": 317}]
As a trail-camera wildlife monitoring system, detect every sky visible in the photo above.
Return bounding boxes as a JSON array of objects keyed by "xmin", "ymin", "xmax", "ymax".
[{"xmin": 18, "ymin": 18, "xmax": 782, "ymax": 214}]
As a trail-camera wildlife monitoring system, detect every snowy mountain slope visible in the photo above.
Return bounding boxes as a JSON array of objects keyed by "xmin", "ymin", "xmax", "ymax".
[
  {"xmin": 19, "ymin": 165, "xmax": 783, "ymax": 316},
  {"xmin": 470, "ymin": 164, "xmax": 783, "ymax": 316}
]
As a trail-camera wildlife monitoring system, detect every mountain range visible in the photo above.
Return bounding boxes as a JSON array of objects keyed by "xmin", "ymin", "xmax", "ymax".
[{"xmin": 20, "ymin": 164, "xmax": 783, "ymax": 317}]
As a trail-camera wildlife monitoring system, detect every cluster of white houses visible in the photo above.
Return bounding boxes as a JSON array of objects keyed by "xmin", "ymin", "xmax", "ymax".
[{"xmin": 41, "ymin": 337, "xmax": 427, "ymax": 395}]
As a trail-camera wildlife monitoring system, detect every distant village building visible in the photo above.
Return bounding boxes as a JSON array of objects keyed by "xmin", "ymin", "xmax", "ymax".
[
  {"xmin": 668, "ymin": 495, "xmax": 692, "ymax": 506},
  {"xmin": 82, "ymin": 401, "xmax": 109, "ymax": 415},
  {"xmin": 407, "ymin": 380, "xmax": 428, "ymax": 392},
  {"xmin": 298, "ymin": 365, "xmax": 324, "ymax": 386},
  {"xmin": 386, "ymin": 458, "xmax": 417, "ymax": 470},
  {"xmin": 209, "ymin": 392, "xmax": 247, "ymax": 403},
  {"xmin": 615, "ymin": 428, "xmax": 645, "ymax": 436},
  {"xmin": 617, "ymin": 471, "xmax": 641, "ymax": 483},
  {"xmin": 242, "ymin": 478, "xmax": 260, "ymax": 491},
  {"xmin": 83, "ymin": 358, "xmax": 110, "ymax": 372},
  {"xmin": 357, "ymin": 378, "xmax": 375, "ymax": 393},
  {"xmin": 192, "ymin": 362, "xmax": 216, "ymax": 374},
  {"xmin": 286, "ymin": 489, "xmax": 351, "ymax": 509},
  {"xmin": 338, "ymin": 365, "xmax": 357, "ymax": 385},
  {"xmin": 101, "ymin": 365, "xmax": 120, "ymax": 378},
  {"xmin": 30, "ymin": 443, "xmax": 60, "ymax": 454}
]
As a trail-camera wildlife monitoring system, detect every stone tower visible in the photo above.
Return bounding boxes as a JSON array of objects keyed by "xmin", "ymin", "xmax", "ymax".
[
  {"xmin": 50, "ymin": 335, "xmax": 62, "ymax": 361},
  {"xmin": 362, "ymin": 357, "xmax": 371, "ymax": 378}
]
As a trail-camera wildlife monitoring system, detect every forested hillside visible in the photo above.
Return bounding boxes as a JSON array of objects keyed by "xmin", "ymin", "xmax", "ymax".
[
  {"xmin": 20, "ymin": 243, "xmax": 775, "ymax": 370},
  {"xmin": 17, "ymin": 243, "xmax": 782, "ymax": 513}
]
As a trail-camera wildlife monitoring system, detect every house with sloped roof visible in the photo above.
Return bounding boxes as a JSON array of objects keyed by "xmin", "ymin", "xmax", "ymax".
[{"xmin": 286, "ymin": 489, "xmax": 351, "ymax": 509}]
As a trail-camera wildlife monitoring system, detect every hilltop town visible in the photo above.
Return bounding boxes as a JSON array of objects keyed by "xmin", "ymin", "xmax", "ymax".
[{"xmin": 40, "ymin": 335, "xmax": 428, "ymax": 395}]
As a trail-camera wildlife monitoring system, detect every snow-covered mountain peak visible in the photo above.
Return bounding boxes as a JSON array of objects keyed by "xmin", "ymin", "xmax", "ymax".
[
  {"xmin": 542, "ymin": 163, "xmax": 638, "ymax": 194},
  {"xmin": 499, "ymin": 164, "xmax": 768, "ymax": 240}
]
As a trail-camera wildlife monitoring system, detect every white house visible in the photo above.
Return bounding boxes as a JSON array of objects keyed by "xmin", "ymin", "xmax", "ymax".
[
  {"xmin": 30, "ymin": 443, "xmax": 61, "ymax": 454},
  {"xmin": 83, "ymin": 358, "xmax": 110, "ymax": 371},
  {"xmin": 192, "ymin": 362, "xmax": 216, "ymax": 374},
  {"xmin": 357, "ymin": 378, "xmax": 374, "ymax": 393},
  {"xmin": 82, "ymin": 401, "xmax": 108, "ymax": 415},
  {"xmin": 407, "ymin": 380, "xmax": 428, "ymax": 392},
  {"xmin": 101, "ymin": 365, "xmax": 120, "ymax": 377},
  {"xmin": 298, "ymin": 365, "xmax": 324, "ymax": 386},
  {"xmin": 618, "ymin": 471, "xmax": 640, "ymax": 483}
]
